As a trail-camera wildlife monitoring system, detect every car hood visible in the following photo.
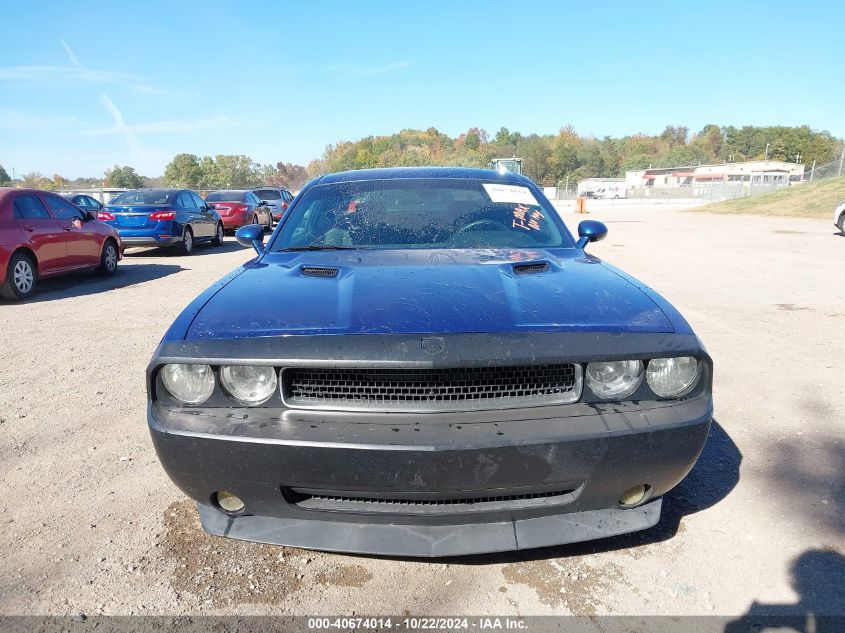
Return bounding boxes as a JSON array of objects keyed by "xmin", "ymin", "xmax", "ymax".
[{"xmin": 186, "ymin": 249, "xmax": 674, "ymax": 339}]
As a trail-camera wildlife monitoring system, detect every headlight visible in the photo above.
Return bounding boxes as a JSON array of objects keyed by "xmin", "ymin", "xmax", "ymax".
[
  {"xmin": 585, "ymin": 360, "xmax": 643, "ymax": 399},
  {"xmin": 646, "ymin": 357, "xmax": 700, "ymax": 397},
  {"xmin": 160, "ymin": 364, "xmax": 215, "ymax": 405},
  {"xmin": 219, "ymin": 365, "xmax": 278, "ymax": 406}
]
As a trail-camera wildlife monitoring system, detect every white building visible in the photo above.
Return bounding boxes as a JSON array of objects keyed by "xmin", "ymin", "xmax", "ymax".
[{"xmin": 625, "ymin": 160, "xmax": 805, "ymax": 190}]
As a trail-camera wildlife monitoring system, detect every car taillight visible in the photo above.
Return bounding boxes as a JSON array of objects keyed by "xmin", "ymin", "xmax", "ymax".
[
  {"xmin": 281, "ymin": 201, "xmax": 289, "ymax": 209},
  {"xmin": 97, "ymin": 211, "xmax": 115, "ymax": 221},
  {"xmin": 150, "ymin": 211, "xmax": 176, "ymax": 221}
]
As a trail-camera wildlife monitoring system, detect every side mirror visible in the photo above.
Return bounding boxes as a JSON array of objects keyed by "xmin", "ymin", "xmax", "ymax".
[
  {"xmin": 235, "ymin": 224, "xmax": 265, "ymax": 255},
  {"xmin": 576, "ymin": 220, "xmax": 608, "ymax": 249}
]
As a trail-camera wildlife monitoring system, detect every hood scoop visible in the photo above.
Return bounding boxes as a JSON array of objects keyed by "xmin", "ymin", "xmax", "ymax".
[
  {"xmin": 301, "ymin": 265, "xmax": 339, "ymax": 278},
  {"xmin": 513, "ymin": 261, "xmax": 550, "ymax": 275}
]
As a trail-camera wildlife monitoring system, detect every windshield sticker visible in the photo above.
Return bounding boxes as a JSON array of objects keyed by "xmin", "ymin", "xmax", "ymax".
[
  {"xmin": 483, "ymin": 183, "xmax": 538, "ymax": 206},
  {"xmin": 513, "ymin": 204, "xmax": 544, "ymax": 231}
]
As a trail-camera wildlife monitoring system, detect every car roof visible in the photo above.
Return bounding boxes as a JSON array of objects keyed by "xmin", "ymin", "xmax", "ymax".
[
  {"xmin": 315, "ymin": 166, "xmax": 531, "ymax": 186},
  {"xmin": 0, "ymin": 187, "xmax": 62, "ymax": 201},
  {"xmin": 121, "ymin": 188, "xmax": 185, "ymax": 193}
]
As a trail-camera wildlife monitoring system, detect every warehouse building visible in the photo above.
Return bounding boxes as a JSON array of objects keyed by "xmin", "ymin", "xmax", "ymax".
[{"xmin": 625, "ymin": 160, "xmax": 804, "ymax": 190}]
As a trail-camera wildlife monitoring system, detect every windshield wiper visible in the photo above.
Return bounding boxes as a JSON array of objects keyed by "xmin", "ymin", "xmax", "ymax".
[{"xmin": 283, "ymin": 245, "xmax": 357, "ymax": 252}]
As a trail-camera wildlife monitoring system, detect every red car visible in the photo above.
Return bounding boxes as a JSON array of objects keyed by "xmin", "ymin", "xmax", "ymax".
[
  {"xmin": 0, "ymin": 188, "xmax": 122, "ymax": 301},
  {"xmin": 204, "ymin": 190, "xmax": 274, "ymax": 233}
]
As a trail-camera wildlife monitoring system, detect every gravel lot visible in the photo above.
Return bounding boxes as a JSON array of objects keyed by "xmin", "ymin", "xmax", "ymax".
[{"xmin": 0, "ymin": 206, "xmax": 842, "ymax": 617}]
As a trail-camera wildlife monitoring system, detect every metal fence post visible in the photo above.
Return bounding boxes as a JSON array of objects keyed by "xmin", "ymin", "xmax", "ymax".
[
  {"xmin": 838, "ymin": 148, "xmax": 844, "ymax": 177},
  {"xmin": 810, "ymin": 160, "xmax": 816, "ymax": 182}
]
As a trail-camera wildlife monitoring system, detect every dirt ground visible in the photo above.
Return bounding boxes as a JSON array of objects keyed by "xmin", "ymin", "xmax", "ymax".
[{"xmin": 0, "ymin": 206, "xmax": 842, "ymax": 617}]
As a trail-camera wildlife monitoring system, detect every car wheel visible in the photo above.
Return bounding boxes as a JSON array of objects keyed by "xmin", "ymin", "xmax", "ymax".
[
  {"xmin": 266, "ymin": 213, "xmax": 273, "ymax": 230},
  {"xmin": 212, "ymin": 222, "xmax": 224, "ymax": 246},
  {"xmin": 839, "ymin": 214, "xmax": 845, "ymax": 234},
  {"xmin": 253, "ymin": 215, "xmax": 259, "ymax": 226},
  {"xmin": 0, "ymin": 251, "xmax": 37, "ymax": 301},
  {"xmin": 96, "ymin": 240, "xmax": 119, "ymax": 276},
  {"xmin": 181, "ymin": 227, "xmax": 194, "ymax": 255}
]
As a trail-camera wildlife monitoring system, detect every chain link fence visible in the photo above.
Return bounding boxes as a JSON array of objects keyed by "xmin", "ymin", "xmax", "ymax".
[
  {"xmin": 802, "ymin": 156, "xmax": 845, "ymax": 182},
  {"xmin": 547, "ymin": 151, "xmax": 844, "ymax": 202}
]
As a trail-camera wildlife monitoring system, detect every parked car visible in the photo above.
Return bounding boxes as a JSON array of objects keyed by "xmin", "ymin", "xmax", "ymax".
[
  {"xmin": 0, "ymin": 188, "xmax": 122, "ymax": 300},
  {"xmin": 252, "ymin": 187, "xmax": 294, "ymax": 222},
  {"xmin": 835, "ymin": 200, "xmax": 845, "ymax": 233},
  {"xmin": 61, "ymin": 193, "xmax": 104, "ymax": 212},
  {"xmin": 148, "ymin": 167, "xmax": 713, "ymax": 557},
  {"xmin": 205, "ymin": 190, "xmax": 273, "ymax": 233},
  {"xmin": 101, "ymin": 189, "xmax": 223, "ymax": 254}
]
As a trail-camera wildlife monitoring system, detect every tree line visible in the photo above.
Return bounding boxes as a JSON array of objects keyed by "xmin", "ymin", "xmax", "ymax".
[
  {"xmin": 2, "ymin": 124, "xmax": 841, "ymax": 192},
  {"xmin": 305, "ymin": 124, "xmax": 844, "ymax": 187}
]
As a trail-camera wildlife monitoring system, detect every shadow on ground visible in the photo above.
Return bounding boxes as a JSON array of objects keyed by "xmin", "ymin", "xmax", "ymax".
[
  {"xmin": 724, "ymin": 549, "xmax": 845, "ymax": 631},
  {"xmin": 7, "ymin": 263, "xmax": 183, "ymax": 303}
]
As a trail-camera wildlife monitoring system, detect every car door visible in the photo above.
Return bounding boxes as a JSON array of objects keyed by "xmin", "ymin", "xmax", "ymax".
[
  {"xmin": 191, "ymin": 192, "xmax": 215, "ymax": 237},
  {"xmin": 42, "ymin": 194, "xmax": 101, "ymax": 267},
  {"xmin": 247, "ymin": 192, "xmax": 267, "ymax": 225},
  {"xmin": 11, "ymin": 193, "xmax": 68, "ymax": 274},
  {"xmin": 176, "ymin": 192, "xmax": 199, "ymax": 238}
]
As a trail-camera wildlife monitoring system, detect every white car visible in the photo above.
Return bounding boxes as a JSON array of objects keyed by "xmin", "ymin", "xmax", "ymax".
[{"xmin": 835, "ymin": 201, "xmax": 845, "ymax": 233}]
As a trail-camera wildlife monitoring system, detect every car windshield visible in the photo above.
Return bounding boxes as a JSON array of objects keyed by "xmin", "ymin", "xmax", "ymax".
[
  {"xmin": 111, "ymin": 190, "xmax": 172, "ymax": 205},
  {"xmin": 272, "ymin": 178, "xmax": 570, "ymax": 251},
  {"xmin": 206, "ymin": 191, "xmax": 246, "ymax": 202},
  {"xmin": 254, "ymin": 189, "xmax": 281, "ymax": 200}
]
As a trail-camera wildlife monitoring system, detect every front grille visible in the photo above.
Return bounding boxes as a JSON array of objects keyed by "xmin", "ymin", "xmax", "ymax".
[
  {"xmin": 282, "ymin": 364, "xmax": 582, "ymax": 411},
  {"xmin": 285, "ymin": 486, "xmax": 581, "ymax": 515}
]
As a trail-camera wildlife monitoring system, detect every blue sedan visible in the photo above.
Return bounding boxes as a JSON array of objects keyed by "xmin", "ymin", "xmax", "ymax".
[
  {"xmin": 102, "ymin": 188, "xmax": 224, "ymax": 254},
  {"xmin": 147, "ymin": 167, "xmax": 713, "ymax": 557}
]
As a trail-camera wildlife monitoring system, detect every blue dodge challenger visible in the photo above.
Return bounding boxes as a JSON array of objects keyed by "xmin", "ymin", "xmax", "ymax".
[{"xmin": 147, "ymin": 167, "xmax": 712, "ymax": 557}]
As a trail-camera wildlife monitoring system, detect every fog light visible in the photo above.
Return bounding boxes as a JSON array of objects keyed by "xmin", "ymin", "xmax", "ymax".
[
  {"xmin": 619, "ymin": 484, "xmax": 647, "ymax": 507},
  {"xmin": 215, "ymin": 491, "xmax": 245, "ymax": 514}
]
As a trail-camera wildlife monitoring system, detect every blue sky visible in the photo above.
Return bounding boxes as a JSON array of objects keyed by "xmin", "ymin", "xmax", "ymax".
[{"xmin": 1, "ymin": 0, "xmax": 842, "ymax": 179}]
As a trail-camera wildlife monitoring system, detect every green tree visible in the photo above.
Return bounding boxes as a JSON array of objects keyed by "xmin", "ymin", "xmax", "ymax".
[
  {"xmin": 104, "ymin": 165, "xmax": 144, "ymax": 188},
  {"xmin": 164, "ymin": 153, "xmax": 202, "ymax": 188},
  {"xmin": 198, "ymin": 156, "xmax": 219, "ymax": 188},
  {"xmin": 464, "ymin": 130, "xmax": 481, "ymax": 151},
  {"xmin": 0, "ymin": 164, "xmax": 10, "ymax": 185},
  {"xmin": 218, "ymin": 155, "xmax": 260, "ymax": 188}
]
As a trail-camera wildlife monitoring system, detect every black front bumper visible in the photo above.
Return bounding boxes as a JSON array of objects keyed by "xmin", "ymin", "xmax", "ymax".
[
  {"xmin": 147, "ymin": 331, "xmax": 713, "ymax": 556},
  {"xmin": 149, "ymin": 393, "xmax": 711, "ymax": 556}
]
